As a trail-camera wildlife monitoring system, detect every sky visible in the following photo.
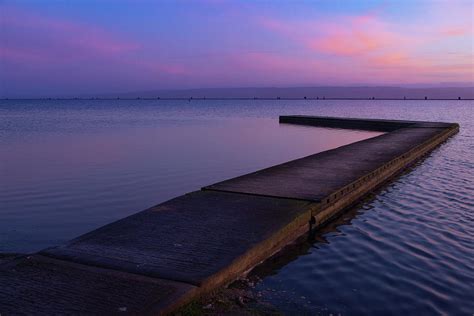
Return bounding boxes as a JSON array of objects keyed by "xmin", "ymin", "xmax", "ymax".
[{"xmin": 0, "ymin": 0, "xmax": 473, "ymax": 97}]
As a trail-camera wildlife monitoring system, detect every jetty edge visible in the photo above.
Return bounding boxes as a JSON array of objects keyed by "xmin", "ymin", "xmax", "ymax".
[{"xmin": 0, "ymin": 116, "xmax": 459, "ymax": 315}]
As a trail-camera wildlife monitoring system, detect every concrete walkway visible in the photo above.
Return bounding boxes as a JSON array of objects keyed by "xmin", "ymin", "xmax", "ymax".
[{"xmin": 0, "ymin": 116, "xmax": 458, "ymax": 315}]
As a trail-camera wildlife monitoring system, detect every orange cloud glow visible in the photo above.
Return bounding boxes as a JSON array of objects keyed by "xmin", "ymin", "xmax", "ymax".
[{"xmin": 258, "ymin": 10, "xmax": 473, "ymax": 84}]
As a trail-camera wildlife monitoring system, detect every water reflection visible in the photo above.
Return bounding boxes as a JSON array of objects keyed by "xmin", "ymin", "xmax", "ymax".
[
  {"xmin": 249, "ymin": 185, "xmax": 375, "ymax": 280},
  {"xmin": 0, "ymin": 106, "xmax": 381, "ymax": 253}
]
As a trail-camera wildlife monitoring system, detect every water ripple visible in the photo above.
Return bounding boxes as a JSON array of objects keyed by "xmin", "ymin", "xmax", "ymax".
[{"xmin": 251, "ymin": 100, "xmax": 474, "ymax": 315}]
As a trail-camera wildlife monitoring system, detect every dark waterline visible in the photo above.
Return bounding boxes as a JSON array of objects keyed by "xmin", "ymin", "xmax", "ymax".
[{"xmin": 1, "ymin": 99, "xmax": 473, "ymax": 315}]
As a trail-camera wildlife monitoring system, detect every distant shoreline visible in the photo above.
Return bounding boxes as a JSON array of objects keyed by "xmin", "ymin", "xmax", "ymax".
[
  {"xmin": 3, "ymin": 86, "xmax": 473, "ymax": 100},
  {"xmin": 1, "ymin": 97, "xmax": 473, "ymax": 101}
]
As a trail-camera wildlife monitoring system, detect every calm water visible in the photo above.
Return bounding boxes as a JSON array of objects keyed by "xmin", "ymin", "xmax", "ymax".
[
  {"xmin": 1, "ymin": 100, "xmax": 473, "ymax": 314},
  {"xmin": 0, "ymin": 100, "xmax": 381, "ymax": 253}
]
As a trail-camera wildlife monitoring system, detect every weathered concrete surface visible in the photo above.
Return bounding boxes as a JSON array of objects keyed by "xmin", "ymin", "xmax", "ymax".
[
  {"xmin": 42, "ymin": 191, "xmax": 311, "ymax": 287},
  {"xmin": 204, "ymin": 127, "xmax": 450, "ymax": 201},
  {"xmin": 1, "ymin": 116, "xmax": 459, "ymax": 315},
  {"xmin": 0, "ymin": 255, "xmax": 196, "ymax": 315}
]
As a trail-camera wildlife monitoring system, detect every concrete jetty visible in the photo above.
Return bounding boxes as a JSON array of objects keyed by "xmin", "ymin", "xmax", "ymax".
[{"xmin": 0, "ymin": 116, "xmax": 459, "ymax": 315}]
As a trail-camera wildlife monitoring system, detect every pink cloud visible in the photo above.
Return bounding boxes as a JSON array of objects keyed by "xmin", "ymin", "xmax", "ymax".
[
  {"xmin": 1, "ymin": 6, "xmax": 139, "ymax": 64},
  {"xmin": 440, "ymin": 26, "xmax": 471, "ymax": 37},
  {"xmin": 362, "ymin": 51, "xmax": 473, "ymax": 84},
  {"xmin": 0, "ymin": 5, "xmax": 191, "ymax": 94},
  {"xmin": 312, "ymin": 18, "xmax": 392, "ymax": 56},
  {"xmin": 257, "ymin": 10, "xmax": 473, "ymax": 84},
  {"xmin": 312, "ymin": 32, "xmax": 380, "ymax": 56},
  {"xmin": 260, "ymin": 13, "xmax": 407, "ymax": 57},
  {"xmin": 370, "ymin": 53, "xmax": 408, "ymax": 67}
]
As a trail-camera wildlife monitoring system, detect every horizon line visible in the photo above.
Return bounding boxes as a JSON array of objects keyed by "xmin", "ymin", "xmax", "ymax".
[{"xmin": 2, "ymin": 97, "xmax": 472, "ymax": 101}]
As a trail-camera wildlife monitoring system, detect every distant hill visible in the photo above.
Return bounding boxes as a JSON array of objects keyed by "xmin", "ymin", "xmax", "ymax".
[
  {"xmin": 2, "ymin": 86, "xmax": 473, "ymax": 100},
  {"xmin": 99, "ymin": 86, "xmax": 474, "ymax": 100}
]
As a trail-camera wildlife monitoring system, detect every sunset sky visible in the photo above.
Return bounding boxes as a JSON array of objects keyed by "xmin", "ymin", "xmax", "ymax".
[{"xmin": 1, "ymin": 0, "xmax": 473, "ymax": 97}]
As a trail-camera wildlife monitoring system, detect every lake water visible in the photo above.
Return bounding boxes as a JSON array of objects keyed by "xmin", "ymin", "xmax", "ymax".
[{"xmin": 1, "ymin": 99, "xmax": 473, "ymax": 314}]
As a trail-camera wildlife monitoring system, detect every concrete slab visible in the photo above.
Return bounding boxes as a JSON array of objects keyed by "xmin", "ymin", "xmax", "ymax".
[
  {"xmin": 204, "ymin": 128, "xmax": 446, "ymax": 201},
  {"xmin": 42, "ymin": 191, "xmax": 311, "ymax": 286},
  {"xmin": 0, "ymin": 255, "xmax": 195, "ymax": 315}
]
